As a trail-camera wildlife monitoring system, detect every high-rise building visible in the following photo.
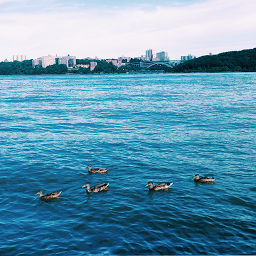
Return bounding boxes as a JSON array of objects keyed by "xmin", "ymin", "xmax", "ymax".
[
  {"xmin": 13, "ymin": 54, "xmax": 26, "ymax": 62},
  {"xmin": 156, "ymin": 51, "xmax": 169, "ymax": 61},
  {"xmin": 42, "ymin": 55, "xmax": 56, "ymax": 68},
  {"xmin": 58, "ymin": 54, "xmax": 76, "ymax": 67},
  {"xmin": 146, "ymin": 49, "xmax": 156, "ymax": 61}
]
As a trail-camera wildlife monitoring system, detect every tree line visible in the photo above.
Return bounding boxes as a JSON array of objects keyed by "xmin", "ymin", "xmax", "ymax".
[
  {"xmin": 0, "ymin": 59, "xmax": 143, "ymax": 75},
  {"xmin": 0, "ymin": 60, "xmax": 68, "ymax": 75}
]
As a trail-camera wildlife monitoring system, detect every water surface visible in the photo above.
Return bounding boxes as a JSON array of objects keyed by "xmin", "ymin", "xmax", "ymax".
[{"xmin": 0, "ymin": 73, "xmax": 255, "ymax": 255}]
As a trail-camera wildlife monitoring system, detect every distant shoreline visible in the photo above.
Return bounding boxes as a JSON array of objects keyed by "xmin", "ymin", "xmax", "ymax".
[
  {"xmin": 1, "ymin": 48, "xmax": 255, "ymax": 75},
  {"xmin": 1, "ymin": 71, "xmax": 255, "ymax": 77}
]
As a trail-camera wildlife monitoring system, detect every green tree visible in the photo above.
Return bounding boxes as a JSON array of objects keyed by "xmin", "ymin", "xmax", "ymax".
[{"xmin": 45, "ymin": 64, "xmax": 68, "ymax": 74}]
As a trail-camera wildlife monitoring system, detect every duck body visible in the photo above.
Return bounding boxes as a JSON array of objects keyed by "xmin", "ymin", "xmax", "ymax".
[
  {"xmin": 193, "ymin": 174, "xmax": 215, "ymax": 182},
  {"xmin": 145, "ymin": 182, "xmax": 173, "ymax": 191},
  {"xmin": 82, "ymin": 182, "xmax": 109, "ymax": 193},
  {"xmin": 87, "ymin": 165, "xmax": 108, "ymax": 174},
  {"xmin": 35, "ymin": 191, "xmax": 62, "ymax": 199}
]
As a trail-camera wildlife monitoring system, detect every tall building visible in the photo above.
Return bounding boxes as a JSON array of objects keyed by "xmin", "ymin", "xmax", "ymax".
[
  {"xmin": 146, "ymin": 49, "xmax": 156, "ymax": 61},
  {"xmin": 13, "ymin": 54, "xmax": 26, "ymax": 62},
  {"xmin": 42, "ymin": 55, "xmax": 56, "ymax": 68},
  {"xmin": 156, "ymin": 51, "xmax": 169, "ymax": 61},
  {"xmin": 57, "ymin": 55, "xmax": 76, "ymax": 68}
]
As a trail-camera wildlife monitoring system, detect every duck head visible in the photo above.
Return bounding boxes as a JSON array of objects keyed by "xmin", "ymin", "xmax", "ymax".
[
  {"xmin": 193, "ymin": 174, "xmax": 200, "ymax": 180},
  {"xmin": 35, "ymin": 191, "xmax": 43, "ymax": 196},
  {"xmin": 145, "ymin": 182, "xmax": 153, "ymax": 188},
  {"xmin": 82, "ymin": 182, "xmax": 90, "ymax": 188}
]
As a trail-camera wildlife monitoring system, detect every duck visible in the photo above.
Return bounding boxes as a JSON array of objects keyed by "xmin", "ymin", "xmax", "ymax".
[
  {"xmin": 87, "ymin": 165, "xmax": 108, "ymax": 174},
  {"xmin": 35, "ymin": 190, "xmax": 62, "ymax": 199},
  {"xmin": 82, "ymin": 182, "xmax": 109, "ymax": 193},
  {"xmin": 145, "ymin": 181, "xmax": 173, "ymax": 191},
  {"xmin": 193, "ymin": 174, "xmax": 215, "ymax": 182}
]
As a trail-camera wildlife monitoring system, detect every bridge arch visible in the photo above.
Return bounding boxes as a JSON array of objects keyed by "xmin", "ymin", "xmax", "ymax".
[{"xmin": 142, "ymin": 62, "xmax": 173, "ymax": 69}]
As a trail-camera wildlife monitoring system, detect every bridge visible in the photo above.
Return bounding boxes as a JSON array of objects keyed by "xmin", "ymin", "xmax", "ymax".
[{"xmin": 131, "ymin": 61, "xmax": 173, "ymax": 69}]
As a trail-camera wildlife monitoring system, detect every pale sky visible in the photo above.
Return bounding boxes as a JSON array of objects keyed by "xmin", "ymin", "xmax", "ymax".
[{"xmin": 0, "ymin": 0, "xmax": 256, "ymax": 61}]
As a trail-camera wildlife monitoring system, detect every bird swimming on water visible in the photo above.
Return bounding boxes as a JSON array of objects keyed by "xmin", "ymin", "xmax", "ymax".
[
  {"xmin": 35, "ymin": 191, "xmax": 62, "ymax": 199},
  {"xmin": 193, "ymin": 174, "xmax": 215, "ymax": 182},
  {"xmin": 145, "ymin": 181, "xmax": 173, "ymax": 191},
  {"xmin": 87, "ymin": 165, "xmax": 108, "ymax": 173},
  {"xmin": 82, "ymin": 182, "xmax": 109, "ymax": 193}
]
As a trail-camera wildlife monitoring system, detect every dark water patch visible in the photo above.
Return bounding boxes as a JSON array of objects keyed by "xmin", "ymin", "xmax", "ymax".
[{"xmin": 249, "ymin": 186, "xmax": 256, "ymax": 192}]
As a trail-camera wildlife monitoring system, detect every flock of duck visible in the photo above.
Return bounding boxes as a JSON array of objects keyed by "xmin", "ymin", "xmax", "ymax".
[{"xmin": 35, "ymin": 165, "xmax": 215, "ymax": 200}]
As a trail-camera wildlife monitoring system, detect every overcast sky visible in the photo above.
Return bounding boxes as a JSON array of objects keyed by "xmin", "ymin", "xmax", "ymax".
[{"xmin": 0, "ymin": 0, "xmax": 255, "ymax": 61}]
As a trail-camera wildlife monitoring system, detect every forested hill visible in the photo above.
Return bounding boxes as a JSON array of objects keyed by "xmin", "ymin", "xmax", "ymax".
[{"xmin": 173, "ymin": 48, "xmax": 256, "ymax": 73}]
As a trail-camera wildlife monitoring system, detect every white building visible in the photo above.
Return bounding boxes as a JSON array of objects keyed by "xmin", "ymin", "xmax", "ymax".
[
  {"xmin": 32, "ymin": 54, "xmax": 76, "ymax": 68},
  {"xmin": 146, "ymin": 49, "xmax": 156, "ymax": 61},
  {"xmin": 13, "ymin": 54, "xmax": 26, "ymax": 62},
  {"xmin": 42, "ymin": 55, "xmax": 56, "ymax": 68}
]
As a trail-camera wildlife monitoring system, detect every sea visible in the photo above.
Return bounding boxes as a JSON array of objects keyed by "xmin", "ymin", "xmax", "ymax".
[{"xmin": 0, "ymin": 73, "xmax": 255, "ymax": 255}]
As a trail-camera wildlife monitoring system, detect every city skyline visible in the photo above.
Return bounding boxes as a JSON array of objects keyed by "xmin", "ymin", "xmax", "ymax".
[
  {"xmin": 10, "ymin": 48, "xmax": 187, "ymax": 63},
  {"xmin": 1, "ymin": 0, "xmax": 256, "ymax": 61},
  {"xmin": 11, "ymin": 49, "xmax": 190, "ymax": 65}
]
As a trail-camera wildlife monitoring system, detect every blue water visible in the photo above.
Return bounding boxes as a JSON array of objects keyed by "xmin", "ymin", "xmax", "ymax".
[{"xmin": 0, "ymin": 73, "xmax": 255, "ymax": 255}]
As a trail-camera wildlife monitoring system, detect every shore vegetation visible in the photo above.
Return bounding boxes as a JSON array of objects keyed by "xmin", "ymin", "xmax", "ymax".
[{"xmin": 172, "ymin": 48, "xmax": 256, "ymax": 73}]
